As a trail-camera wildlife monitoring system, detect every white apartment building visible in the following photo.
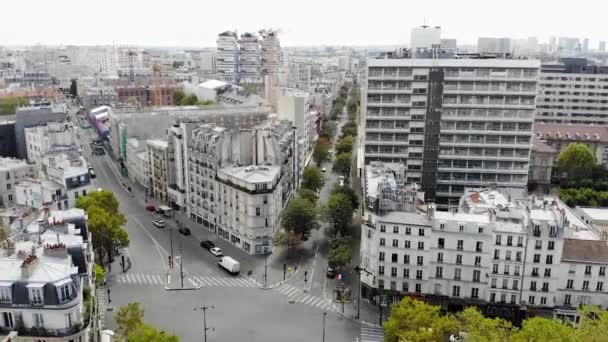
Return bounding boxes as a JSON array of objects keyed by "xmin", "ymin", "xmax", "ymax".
[
  {"xmin": 125, "ymin": 138, "xmax": 149, "ymax": 191},
  {"xmin": 278, "ymin": 88, "xmax": 318, "ymax": 178},
  {"xmin": 238, "ymin": 33, "xmax": 262, "ymax": 85},
  {"xmin": 187, "ymin": 121, "xmax": 296, "ymax": 255},
  {"xmin": 360, "ymin": 162, "xmax": 608, "ymax": 322},
  {"xmin": 40, "ymin": 152, "xmax": 94, "ymax": 209},
  {"xmin": 146, "ymin": 139, "xmax": 169, "ymax": 203},
  {"xmin": 25, "ymin": 121, "xmax": 79, "ymax": 165},
  {"xmin": 363, "ymin": 55, "xmax": 539, "ymax": 205},
  {"xmin": 216, "ymin": 31, "xmax": 239, "ymax": 84},
  {"xmin": 0, "ymin": 158, "xmax": 36, "ymax": 209},
  {"xmin": 15, "ymin": 179, "xmax": 66, "ymax": 211},
  {"xmin": 477, "ymin": 37, "xmax": 512, "ymax": 54},
  {"xmin": 0, "ymin": 208, "xmax": 93, "ymax": 341},
  {"xmin": 536, "ymin": 58, "xmax": 608, "ymax": 125}
]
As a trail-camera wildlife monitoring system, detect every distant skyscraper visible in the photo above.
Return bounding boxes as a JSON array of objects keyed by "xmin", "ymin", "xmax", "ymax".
[
  {"xmin": 216, "ymin": 31, "xmax": 239, "ymax": 83},
  {"xmin": 600, "ymin": 41, "xmax": 606, "ymax": 52},
  {"xmin": 410, "ymin": 26, "xmax": 441, "ymax": 50},
  {"xmin": 440, "ymin": 39, "xmax": 457, "ymax": 50},
  {"xmin": 583, "ymin": 38, "xmax": 590, "ymax": 52},
  {"xmin": 238, "ymin": 33, "xmax": 263, "ymax": 84},
  {"xmin": 558, "ymin": 37, "xmax": 580, "ymax": 54},
  {"xmin": 477, "ymin": 37, "xmax": 511, "ymax": 54}
]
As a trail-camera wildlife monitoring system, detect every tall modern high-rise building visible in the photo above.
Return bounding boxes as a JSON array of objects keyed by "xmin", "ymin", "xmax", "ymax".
[
  {"xmin": 362, "ymin": 51, "xmax": 540, "ymax": 205},
  {"xmin": 477, "ymin": 37, "xmax": 512, "ymax": 54},
  {"xmin": 216, "ymin": 31, "xmax": 239, "ymax": 83},
  {"xmin": 238, "ymin": 33, "xmax": 263, "ymax": 84},
  {"xmin": 536, "ymin": 58, "xmax": 608, "ymax": 124},
  {"xmin": 599, "ymin": 41, "xmax": 606, "ymax": 52}
]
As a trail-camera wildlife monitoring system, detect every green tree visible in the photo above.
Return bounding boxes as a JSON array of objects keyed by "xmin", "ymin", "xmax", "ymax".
[
  {"xmin": 196, "ymin": 99, "xmax": 215, "ymax": 106},
  {"xmin": 320, "ymin": 121, "xmax": 337, "ymax": 140},
  {"xmin": 510, "ymin": 317, "xmax": 575, "ymax": 342},
  {"xmin": 77, "ymin": 190, "xmax": 129, "ymax": 265},
  {"xmin": 312, "ymin": 143, "xmax": 330, "ymax": 167},
  {"xmin": 323, "ymin": 193, "xmax": 353, "ymax": 235},
  {"xmin": 328, "ymin": 238, "xmax": 352, "ymax": 269},
  {"xmin": 128, "ymin": 324, "xmax": 179, "ymax": 342},
  {"xmin": 333, "ymin": 152, "xmax": 352, "ymax": 177},
  {"xmin": 576, "ymin": 305, "xmax": 608, "ymax": 341},
  {"xmin": 115, "ymin": 302, "xmax": 178, "ymax": 342},
  {"xmin": 558, "ymin": 142, "xmax": 597, "ymax": 180},
  {"xmin": 94, "ymin": 263, "xmax": 106, "ymax": 287},
  {"xmin": 336, "ymin": 136, "xmax": 354, "ymax": 154},
  {"xmin": 182, "ymin": 94, "xmax": 198, "ymax": 106},
  {"xmin": 384, "ymin": 297, "xmax": 458, "ymax": 342},
  {"xmin": 115, "ymin": 302, "xmax": 145, "ymax": 339},
  {"xmin": 243, "ymin": 84, "xmax": 257, "ymax": 93},
  {"xmin": 340, "ymin": 121, "xmax": 358, "ymax": 137},
  {"xmin": 282, "ymin": 197, "xmax": 319, "ymax": 236},
  {"xmin": 173, "ymin": 90, "xmax": 185, "ymax": 106},
  {"xmin": 301, "ymin": 166, "xmax": 324, "ymax": 193},
  {"xmin": 274, "ymin": 230, "xmax": 304, "ymax": 252},
  {"xmin": 0, "ymin": 96, "xmax": 28, "ymax": 115},
  {"xmin": 458, "ymin": 307, "xmax": 513, "ymax": 342},
  {"xmin": 297, "ymin": 188, "xmax": 318, "ymax": 205},
  {"xmin": 331, "ymin": 185, "xmax": 359, "ymax": 210}
]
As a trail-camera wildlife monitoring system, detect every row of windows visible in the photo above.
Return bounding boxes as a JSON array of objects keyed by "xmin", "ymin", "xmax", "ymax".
[{"xmin": 379, "ymin": 225, "xmax": 425, "ymax": 235}]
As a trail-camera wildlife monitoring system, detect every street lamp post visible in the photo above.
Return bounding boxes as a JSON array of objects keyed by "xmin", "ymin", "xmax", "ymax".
[
  {"xmin": 194, "ymin": 305, "xmax": 215, "ymax": 342},
  {"xmin": 354, "ymin": 266, "xmax": 373, "ymax": 320},
  {"xmin": 322, "ymin": 312, "xmax": 327, "ymax": 342},
  {"xmin": 169, "ymin": 226, "xmax": 174, "ymax": 268},
  {"xmin": 179, "ymin": 240, "xmax": 184, "ymax": 288}
]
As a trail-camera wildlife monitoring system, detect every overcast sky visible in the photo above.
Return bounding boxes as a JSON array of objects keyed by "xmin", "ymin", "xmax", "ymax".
[{"xmin": 2, "ymin": 0, "xmax": 604, "ymax": 47}]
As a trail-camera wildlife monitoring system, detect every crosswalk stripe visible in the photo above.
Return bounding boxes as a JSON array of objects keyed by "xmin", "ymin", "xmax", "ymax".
[
  {"xmin": 302, "ymin": 295, "xmax": 315, "ymax": 305},
  {"xmin": 146, "ymin": 275, "xmax": 154, "ymax": 284},
  {"xmin": 154, "ymin": 275, "xmax": 163, "ymax": 284},
  {"xmin": 207, "ymin": 277, "xmax": 222, "ymax": 286},
  {"xmin": 300, "ymin": 295, "xmax": 312, "ymax": 304},
  {"xmin": 284, "ymin": 286, "xmax": 300, "ymax": 297},
  {"xmin": 198, "ymin": 276, "xmax": 213, "ymax": 286},
  {"xmin": 292, "ymin": 293, "xmax": 307, "ymax": 302},
  {"xmin": 134, "ymin": 274, "xmax": 142, "ymax": 283},
  {"xmin": 214, "ymin": 277, "xmax": 229, "ymax": 286},
  {"xmin": 126, "ymin": 274, "xmax": 134, "ymax": 284},
  {"xmin": 233, "ymin": 278, "xmax": 248, "ymax": 287},
  {"xmin": 311, "ymin": 298, "xmax": 324, "ymax": 307},
  {"xmin": 226, "ymin": 278, "xmax": 241, "ymax": 286}
]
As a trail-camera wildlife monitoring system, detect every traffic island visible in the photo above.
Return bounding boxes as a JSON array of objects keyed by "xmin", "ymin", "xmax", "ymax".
[{"xmin": 164, "ymin": 271, "xmax": 202, "ymax": 291}]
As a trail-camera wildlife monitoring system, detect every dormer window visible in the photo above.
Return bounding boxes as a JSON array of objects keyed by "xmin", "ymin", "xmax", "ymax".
[
  {"xmin": 56, "ymin": 279, "xmax": 72, "ymax": 303},
  {"xmin": 27, "ymin": 284, "xmax": 44, "ymax": 305},
  {"xmin": 0, "ymin": 283, "xmax": 12, "ymax": 303}
]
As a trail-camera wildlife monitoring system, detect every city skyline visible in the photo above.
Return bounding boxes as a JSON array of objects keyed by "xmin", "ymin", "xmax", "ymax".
[{"xmin": 1, "ymin": 0, "xmax": 605, "ymax": 47}]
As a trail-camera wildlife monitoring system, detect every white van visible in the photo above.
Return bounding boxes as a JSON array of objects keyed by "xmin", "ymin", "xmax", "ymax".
[{"xmin": 218, "ymin": 256, "xmax": 240, "ymax": 275}]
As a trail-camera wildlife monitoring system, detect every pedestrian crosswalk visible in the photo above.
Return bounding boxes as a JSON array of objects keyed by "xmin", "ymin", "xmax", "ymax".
[
  {"xmin": 274, "ymin": 283, "xmax": 332, "ymax": 311},
  {"xmin": 115, "ymin": 273, "xmax": 260, "ymax": 288},
  {"xmin": 360, "ymin": 325, "xmax": 384, "ymax": 342}
]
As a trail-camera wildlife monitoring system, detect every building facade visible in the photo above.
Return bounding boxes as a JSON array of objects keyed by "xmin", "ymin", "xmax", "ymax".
[
  {"xmin": 363, "ymin": 56, "xmax": 540, "ymax": 205},
  {"xmin": 25, "ymin": 121, "xmax": 79, "ymax": 166},
  {"xmin": 238, "ymin": 33, "xmax": 263, "ymax": 85},
  {"xmin": 534, "ymin": 122, "xmax": 608, "ymax": 166},
  {"xmin": 15, "ymin": 104, "xmax": 68, "ymax": 160},
  {"xmin": 360, "ymin": 163, "xmax": 607, "ymax": 322},
  {"xmin": 0, "ymin": 158, "xmax": 36, "ymax": 209},
  {"xmin": 216, "ymin": 31, "xmax": 239, "ymax": 84},
  {"xmin": 146, "ymin": 139, "xmax": 169, "ymax": 203},
  {"xmin": 187, "ymin": 121, "xmax": 296, "ymax": 255},
  {"xmin": 0, "ymin": 208, "xmax": 94, "ymax": 341},
  {"xmin": 536, "ymin": 58, "xmax": 608, "ymax": 125},
  {"xmin": 40, "ymin": 152, "xmax": 93, "ymax": 209}
]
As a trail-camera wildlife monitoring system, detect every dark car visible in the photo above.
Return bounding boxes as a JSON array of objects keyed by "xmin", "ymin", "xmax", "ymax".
[
  {"xmin": 200, "ymin": 240, "xmax": 215, "ymax": 250},
  {"xmin": 178, "ymin": 226, "xmax": 191, "ymax": 236},
  {"xmin": 326, "ymin": 266, "xmax": 336, "ymax": 278}
]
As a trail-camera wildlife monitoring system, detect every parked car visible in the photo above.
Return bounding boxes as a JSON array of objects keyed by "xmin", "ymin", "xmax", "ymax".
[
  {"xmin": 326, "ymin": 266, "xmax": 336, "ymax": 278},
  {"xmin": 178, "ymin": 226, "xmax": 191, "ymax": 236},
  {"xmin": 200, "ymin": 240, "xmax": 215, "ymax": 250},
  {"xmin": 153, "ymin": 219, "xmax": 166, "ymax": 228},
  {"xmin": 145, "ymin": 204, "xmax": 156, "ymax": 212},
  {"xmin": 210, "ymin": 247, "xmax": 223, "ymax": 257},
  {"xmin": 322, "ymin": 167, "xmax": 327, "ymax": 172}
]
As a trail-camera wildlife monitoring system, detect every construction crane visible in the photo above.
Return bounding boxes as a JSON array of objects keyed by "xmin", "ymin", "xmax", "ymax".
[{"xmin": 152, "ymin": 64, "xmax": 163, "ymax": 107}]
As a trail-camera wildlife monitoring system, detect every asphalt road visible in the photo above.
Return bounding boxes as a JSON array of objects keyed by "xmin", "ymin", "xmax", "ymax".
[{"xmin": 70, "ymin": 104, "xmax": 364, "ymax": 341}]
